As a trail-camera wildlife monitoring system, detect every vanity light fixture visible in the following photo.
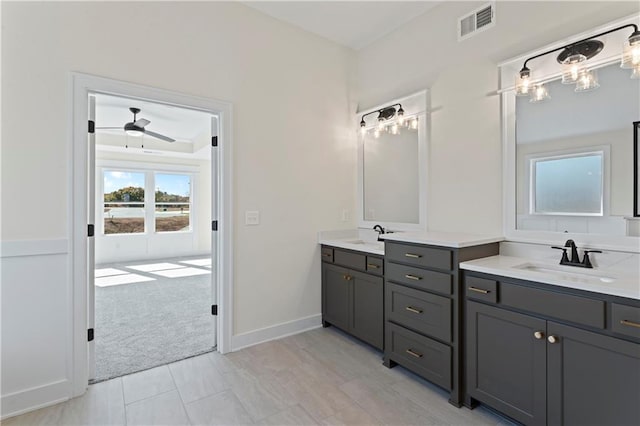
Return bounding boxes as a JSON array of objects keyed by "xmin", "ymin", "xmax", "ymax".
[
  {"xmin": 530, "ymin": 84, "xmax": 550, "ymax": 103},
  {"xmin": 515, "ymin": 23, "xmax": 639, "ymax": 101},
  {"xmin": 359, "ymin": 103, "xmax": 414, "ymax": 136}
]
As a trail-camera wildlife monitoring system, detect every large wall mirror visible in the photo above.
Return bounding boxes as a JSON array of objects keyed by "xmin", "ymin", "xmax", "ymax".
[
  {"xmin": 502, "ymin": 15, "xmax": 640, "ymax": 251},
  {"xmin": 357, "ymin": 91, "xmax": 427, "ymax": 231},
  {"xmin": 516, "ymin": 62, "xmax": 639, "ymax": 234}
]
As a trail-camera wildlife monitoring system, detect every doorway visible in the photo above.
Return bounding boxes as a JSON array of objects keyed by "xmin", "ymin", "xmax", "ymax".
[
  {"xmin": 89, "ymin": 93, "xmax": 217, "ymax": 381},
  {"xmin": 71, "ymin": 73, "xmax": 233, "ymax": 397}
]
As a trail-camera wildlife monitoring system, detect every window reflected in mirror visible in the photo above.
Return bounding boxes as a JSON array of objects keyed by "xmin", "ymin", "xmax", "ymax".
[{"xmin": 516, "ymin": 62, "xmax": 640, "ymax": 235}]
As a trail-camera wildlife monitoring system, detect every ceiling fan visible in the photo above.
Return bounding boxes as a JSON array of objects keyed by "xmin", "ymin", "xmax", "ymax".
[{"xmin": 96, "ymin": 107, "xmax": 176, "ymax": 142}]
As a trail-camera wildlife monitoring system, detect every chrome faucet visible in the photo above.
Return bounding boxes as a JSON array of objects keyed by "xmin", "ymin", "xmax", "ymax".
[
  {"xmin": 551, "ymin": 239, "xmax": 602, "ymax": 268},
  {"xmin": 373, "ymin": 224, "xmax": 385, "ymax": 241}
]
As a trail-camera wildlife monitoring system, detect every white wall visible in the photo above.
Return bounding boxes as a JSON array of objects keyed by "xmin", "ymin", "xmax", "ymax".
[
  {"xmin": 1, "ymin": 1, "xmax": 355, "ymax": 417},
  {"xmin": 355, "ymin": 1, "xmax": 639, "ymax": 235}
]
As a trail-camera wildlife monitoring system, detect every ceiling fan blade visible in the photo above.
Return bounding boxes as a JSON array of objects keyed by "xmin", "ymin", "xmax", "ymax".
[
  {"xmin": 145, "ymin": 130, "xmax": 175, "ymax": 143},
  {"xmin": 95, "ymin": 127, "xmax": 123, "ymax": 129},
  {"xmin": 134, "ymin": 118, "xmax": 150, "ymax": 128}
]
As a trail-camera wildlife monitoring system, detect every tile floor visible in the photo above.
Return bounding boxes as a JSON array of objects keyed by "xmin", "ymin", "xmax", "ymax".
[{"xmin": 3, "ymin": 327, "xmax": 513, "ymax": 425}]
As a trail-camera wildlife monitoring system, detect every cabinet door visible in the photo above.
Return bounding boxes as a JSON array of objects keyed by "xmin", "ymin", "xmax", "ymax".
[
  {"xmin": 351, "ymin": 270, "xmax": 383, "ymax": 350},
  {"xmin": 322, "ymin": 263, "xmax": 350, "ymax": 330},
  {"xmin": 547, "ymin": 322, "xmax": 640, "ymax": 426},
  {"xmin": 467, "ymin": 301, "xmax": 547, "ymax": 426}
]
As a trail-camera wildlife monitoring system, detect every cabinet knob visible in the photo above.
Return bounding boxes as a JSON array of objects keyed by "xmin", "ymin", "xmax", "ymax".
[
  {"xmin": 547, "ymin": 335, "xmax": 558, "ymax": 344},
  {"xmin": 343, "ymin": 274, "xmax": 352, "ymax": 281},
  {"xmin": 533, "ymin": 331, "xmax": 544, "ymax": 340}
]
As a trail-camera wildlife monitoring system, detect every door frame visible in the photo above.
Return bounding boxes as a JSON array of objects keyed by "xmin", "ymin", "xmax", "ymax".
[{"xmin": 69, "ymin": 72, "xmax": 234, "ymax": 398}]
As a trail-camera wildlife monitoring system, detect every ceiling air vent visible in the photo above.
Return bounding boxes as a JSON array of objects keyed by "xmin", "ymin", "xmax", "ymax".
[{"xmin": 458, "ymin": 2, "xmax": 495, "ymax": 41}]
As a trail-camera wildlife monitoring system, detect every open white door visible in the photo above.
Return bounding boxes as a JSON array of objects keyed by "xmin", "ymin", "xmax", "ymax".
[
  {"xmin": 211, "ymin": 116, "xmax": 218, "ymax": 349},
  {"xmin": 88, "ymin": 94, "xmax": 96, "ymax": 380}
]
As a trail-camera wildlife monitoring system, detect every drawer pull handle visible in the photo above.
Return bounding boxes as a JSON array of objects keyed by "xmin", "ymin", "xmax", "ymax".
[
  {"xmin": 405, "ymin": 349, "xmax": 423, "ymax": 358},
  {"xmin": 620, "ymin": 320, "xmax": 640, "ymax": 329},
  {"xmin": 405, "ymin": 274, "xmax": 422, "ymax": 281},
  {"xmin": 405, "ymin": 306, "xmax": 423, "ymax": 314},
  {"xmin": 322, "ymin": 253, "xmax": 332, "ymax": 257},
  {"xmin": 405, "ymin": 253, "xmax": 422, "ymax": 259},
  {"xmin": 367, "ymin": 263, "xmax": 380, "ymax": 269},
  {"xmin": 468, "ymin": 286, "xmax": 490, "ymax": 294}
]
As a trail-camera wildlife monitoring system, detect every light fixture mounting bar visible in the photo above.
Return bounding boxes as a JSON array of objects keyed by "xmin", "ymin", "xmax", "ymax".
[
  {"xmin": 360, "ymin": 103, "xmax": 403, "ymax": 126},
  {"xmin": 521, "ymin": 23, "xmax": 638, "ymax": 70}
]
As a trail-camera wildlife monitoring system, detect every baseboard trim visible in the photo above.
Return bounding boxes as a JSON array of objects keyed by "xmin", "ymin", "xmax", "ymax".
[
  {"xmin": 231, "ymin": 314, "xmax": 322, "ymax": 351},
  {"xmin": 1, "ymin": 379, "xmax": 70, "ymax": 420},
  {"xmin": 1, "ymin": 239, "xmax": 68, "ymax": 258}
]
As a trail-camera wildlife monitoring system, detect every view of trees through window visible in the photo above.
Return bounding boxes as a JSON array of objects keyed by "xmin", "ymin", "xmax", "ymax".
[
  {"xmin": 155, "ymin": 173, "xmax": 191, "ymax": 232},
  {"xmin": 103, "ymin": 171, "xmax": 145, "ymax": 234},
  {"xmin": 103, "ymin": 170, "xmax": 191, "ymax": 234}
]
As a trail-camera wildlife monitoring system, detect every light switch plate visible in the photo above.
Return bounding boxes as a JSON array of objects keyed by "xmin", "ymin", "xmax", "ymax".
[{"xmin": 245, "ymin": 210, "xmax": 260, "ymax": 225}]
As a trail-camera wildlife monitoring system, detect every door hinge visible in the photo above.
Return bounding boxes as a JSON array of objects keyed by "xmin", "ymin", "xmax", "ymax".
[
  {"xmin": 88, "ymin": 328, "xmax": 94, "ymax": 342},
  {"xmin": 211, "ymin": 305, "xmax": 218, "ymax": 316},
  {"xmin": 211, "ymin": 136, "xmax": 218, "ymax": 147},
  {"xmin": 212, "ymin": 220, "xmax": 218, "ymax": 231},
  {"xmin": 88, "ymin": 224, "xmax": 95, "ymax": 237},
  {"xmin": 88, "ymin": 120, "xmax": 95, "ymax": 134}
]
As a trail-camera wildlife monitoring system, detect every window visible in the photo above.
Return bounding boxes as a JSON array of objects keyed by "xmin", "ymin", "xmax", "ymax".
[
  {"xmin": 155, "ymin": 174, "xmax": 191, "ymax": 232},
  {"xmin": 103, "ymin": 171, "xmax": 146, "ymax": 234},
  {"xmin": 530, "ymin": 151, "xmax": 603, "ymax": 216}
]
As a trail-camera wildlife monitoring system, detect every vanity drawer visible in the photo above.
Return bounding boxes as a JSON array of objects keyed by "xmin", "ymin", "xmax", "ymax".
[
  {"xmin": 321, "ymin": 247, "xmax": 334, "ymax": 263},
  {"xmin": 386, "ymin": 262, "xmax": 452, "ymax": 295},
  {"xmin": 366, "ymin": 256, "xmax": 384, "ymax": 275},
  {"xmin": 500, "ymin": 283, "xmax": 605, "ymax": 329},
  {"xmin": 333, "ymin": 249, "xmax": 366, "ymax": 271},
  {"xmin": 385, "ymin": 242, "xmax": 452, "ymax": 271},
  {"xmin": 611, "ymin": 304, "xmax": 640, "ymax": 340},
  {"xmin": 465, "ymin": 276, "xmax": 498, "ymax": 304},
  {"xmin": 386, "ymin": 283, "xmax": 452, "ymax": 342},
  {"xmin": 386, "ymin": 322, "xmax": 452, "ymax": 390}
]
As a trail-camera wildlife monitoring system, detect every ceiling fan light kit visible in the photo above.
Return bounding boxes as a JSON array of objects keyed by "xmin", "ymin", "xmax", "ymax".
[{"xmin": 96, "ymin": 107, "xmax": 176, "ymax": 142}]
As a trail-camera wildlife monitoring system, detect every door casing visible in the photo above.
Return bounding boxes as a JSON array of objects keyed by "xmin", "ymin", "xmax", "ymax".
[{"xmin": 70, "ymin": 72, "xmax": 234, "ymax": 398}]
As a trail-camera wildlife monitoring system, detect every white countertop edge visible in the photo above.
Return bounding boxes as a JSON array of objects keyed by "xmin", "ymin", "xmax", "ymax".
[
  {"xmin": 460, "ymin": 255, "xmax": 640, "ymax": 301},
  {"xmin": 319, "ymin": 238, "xmax": 384, "ymax": 256},
  {"xmin": 380, "ymin": 232, "xmax": 504, "ymax": 248}
]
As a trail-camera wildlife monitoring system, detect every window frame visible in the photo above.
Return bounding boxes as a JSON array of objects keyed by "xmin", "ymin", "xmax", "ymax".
[
  {"xmin": 525, "ymin": 146, "xmax": 609, "ymax": 217},
  {"xmin": 97, "ymin": 161, "xmax": 198, "ymax": 237},
  {"xmin": 101, "ymin": 169, "xmax": 147, "ymax": 235},
  {"xmin": 153, "ymin": 172, "xmax": 193, "ymax": 234}
]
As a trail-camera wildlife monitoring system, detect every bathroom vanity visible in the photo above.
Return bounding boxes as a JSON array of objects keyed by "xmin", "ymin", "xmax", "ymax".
[
  {"xmin": 319, "ymin": 230, "xmax": 502, "ymax": 407},
  {"xmin": 461, "ymin": 255, "xmax": 640, "ymax": 426},
  {"xmin": 320, "ymin": 244, "xmax": 385, "ymax": 350}
]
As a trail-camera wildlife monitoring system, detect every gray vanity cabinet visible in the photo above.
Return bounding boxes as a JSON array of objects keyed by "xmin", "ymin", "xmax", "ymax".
[
  {"xmin": 546, "ymin": 322, "xmax": 640, "ymax": 426},
  {"xmin": 466, "ymin": 301, "xmax": 547, "ymax": 425},
  {"xmin": 321, "ymin": 246, "xmax": 384, "ymax": 350},
  {"xmin": 322, "ymin": 262, "xmax": 351, "ymax": 331},
  {"xmin": 465, "ymin": 272, "xmax": 640, "ymax": 426},
  {"xmin": 383, "ymin": 241, "xmax": 499, "ymax": 407}
]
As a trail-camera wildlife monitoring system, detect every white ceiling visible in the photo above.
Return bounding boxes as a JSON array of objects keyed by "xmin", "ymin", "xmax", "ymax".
[
  {"xmin": 244, "ymin": 1, "xmax": 442, "ymax": 50},
  {"xmin": 94, "ymin": 93, "xmax": 213, "ymax": 142}
]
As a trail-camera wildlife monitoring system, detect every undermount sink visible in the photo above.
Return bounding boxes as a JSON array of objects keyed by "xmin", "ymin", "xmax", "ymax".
[
  {"xmin": 512, "ymin": 262, "xmax": 616, "ymax": 283},
  {"xmin": 345, "ymin": 239, "xmax": 384, "ymax": 248}
]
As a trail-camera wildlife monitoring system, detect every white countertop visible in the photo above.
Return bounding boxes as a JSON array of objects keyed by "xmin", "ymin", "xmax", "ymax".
[
  {"xmin": 380, "ymin": 231, "xmax": 504, "ymax": 248},
  {"xmin": 460, "ymin": 255, "xmax": 640, "ymax": 300},
  {"xmin": 318, "ymin": 229, "xmax": 385, "ymax": 255}
]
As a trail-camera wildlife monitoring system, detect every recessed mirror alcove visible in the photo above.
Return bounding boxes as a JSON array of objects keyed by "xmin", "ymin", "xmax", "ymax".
[
  {"xmin": 501, "ymin": 15, "xmax": 640, "ymax": 251},
  {"xmin": 357, "ymin": 91, "xmax": 428, "ymax": 231}
]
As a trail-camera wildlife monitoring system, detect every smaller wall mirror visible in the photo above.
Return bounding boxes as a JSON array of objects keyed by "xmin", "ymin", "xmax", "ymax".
[{"xmin": 357, "ymin": 91, "xmax": 428, "ymax": 230}]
